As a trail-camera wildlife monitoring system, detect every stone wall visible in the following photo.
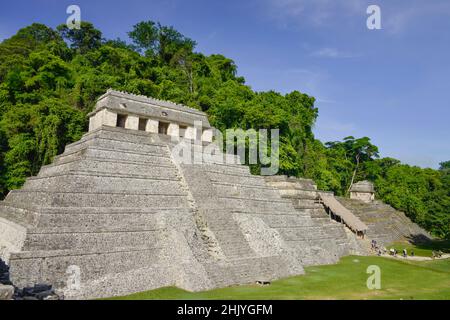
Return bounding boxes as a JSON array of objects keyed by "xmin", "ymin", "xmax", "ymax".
[
  {"xmin": 0, "ymin": 125, "xmax": 429, "ymax": 299},
  {"xmin": 265, "ymin": 176, "xmax": 368, "ymax": 258},
  {"xmin": 0, "ymin": 127, "xmax": 215, "ymax": 299},
  {"xmin": 0, "ymin": 126, "xmax": 330, "ymax": 299},
  {"xmin": 337, "ymin": 198, "xmax": 432, "ymax": 245}
]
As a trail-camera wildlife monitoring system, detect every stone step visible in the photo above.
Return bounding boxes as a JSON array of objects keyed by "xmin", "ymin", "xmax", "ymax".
[
  {"xmin": 277, "ymin": 189, "xmax": 318, "ymax": 200},
  {"xmin": 283, "ymin": 242, "xmax": 338, "ymax": 266},
  {"xmin": 68, "ymin": 126, "xmax": 168, "ymax": 148},
  {"xmin": 306, "ymin": 208, "xmax": 330, "ymax": 216},
  {"xmin": 220, "ymin": 246, "xmax": 256, "ymax": 259},
  {"xmin": 208, "ymin": 172, "xmax": 267, "ymax": 187},
  {"xmin": 265, "ymin": 182, "xmax": 317, "ymax": 191},
  {"xmin": 293, "ymin": 199, "xmax": 323, "ymax": 209},
  {"xmin": 203, "ymin": 256, "xmax": 292, "ymax": 286},
  {"xmin": 276, "ymin": 227, "xmax": 331, "ymax": 241},
  {"xmin": 65, "ymin": 135, "xmax": 168, "ymax": 156},
  {"xmin": 217, "ymin": 197, "xmax": 294, "ymax": 212},
  {"xmin": 257, "ymin": 215, "xmax": 315, "ymax": 228},
  {"xmin": 24, "ymin": 174, "xmax": 185, "ymax": 194},
  {"xmin": 0, "ymin": 204, "xmax": 38, "ymax": 226},
  {"xmin": 200, "ymin": 164, "xmax": 250, "ymax": 176},
  {"xmin": 174, "ymin": 150, "xmax": 244, "ymax": 167},
  {"xmin": 37, "ymin": 158, "xmax": 179, "ymax": 179},
  {"xmin": 212, "ymin": 183, "xmax": 282, "ymax": 200},
  {"xmin": 5, "ymin": 191, "xmax": 188, "ymax": 208},
  {"xmin": 235, "ymin": 210, "xmax": 311, "ymax": 217},
  {"xmin": 54, "ymin": 146, "xmax": 171, "ymax": 167},
  {"xmin": 8, "ymin": 246, "xmax": 177, "ymax": 293},
  {"xmin": 22, "ymin": 230, "xmax": 164, "ymax": 252},
  {"xmin": 312, "ymin": 217, "xmax": 334, "ymax": 224},
  {"xmin": 32, "ymin": 209, "xmax": 190, "ymax": 233},
  {"xmin": 38, "ymin": 206, "xmax": 191, "ymax": 215}
]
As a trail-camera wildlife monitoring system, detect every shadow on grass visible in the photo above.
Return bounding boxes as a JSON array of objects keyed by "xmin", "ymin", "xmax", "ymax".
[{"xmin": 409, "ymin": 238, "xmax": 450, "ymax": 254}]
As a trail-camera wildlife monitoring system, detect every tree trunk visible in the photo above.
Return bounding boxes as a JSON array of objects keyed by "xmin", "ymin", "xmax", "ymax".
[
  {"xmin": 188, "ymin": 69, "xmax": 194, "ymax": 93},
  {"xmin": 347, "ymin": 154, "xmax": 360, "ymax": 195}
]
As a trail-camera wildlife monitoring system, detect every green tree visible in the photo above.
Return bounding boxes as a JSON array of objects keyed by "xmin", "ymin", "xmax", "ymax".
[
  {"xmin": 439, "ymin": 160, "xmax": 450, "ymax": 171},
  {"xmin": 128, "ymin": 21, "xmax": 196, "ymax": 63},
  {"xmin": 128, "ymin": 21, "xmax": 159, "ymax": 54},
  {"xmin": 57, "ymin": 22, "xmax": 102, "ymax": 54},
  {"xmin": 342, "ymin": 136, "xmax": 379, "ymax": 194}
]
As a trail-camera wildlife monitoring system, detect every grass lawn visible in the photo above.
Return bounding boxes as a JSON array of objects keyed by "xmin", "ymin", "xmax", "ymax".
[
  {"xmin": 387, "ymin": 239, "xmax": 450, "ymax": 257},
  {"xmin": 108, "ymin": 256, "xmax": 450, "ymax": 300}
]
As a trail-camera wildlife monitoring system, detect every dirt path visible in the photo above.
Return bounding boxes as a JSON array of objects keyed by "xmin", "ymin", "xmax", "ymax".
[{"xmin": 376, "ymin": 253, "xmax": 450, "ymax": 261}]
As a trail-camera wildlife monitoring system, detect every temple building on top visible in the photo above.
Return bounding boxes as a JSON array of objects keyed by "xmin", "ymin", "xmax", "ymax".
[{"xmin": 88, "ymin": 89, "xmax": 214, "ymax": 142}]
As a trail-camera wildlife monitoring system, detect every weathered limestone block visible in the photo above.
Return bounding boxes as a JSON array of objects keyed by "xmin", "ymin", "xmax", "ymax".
[
  {"xmin": 350, "ymin": 191, "xmax": 374, "ymax": 203},
  {"xmin": 0, "ymin": 284, "xmax": 14, "ymax": 300},
  {"xmin": 145, "ymin": 119, "xmax": 159, "ymax": 133},
  {"xmin": 184, "ymin": 126, "xmax": 196, "ymax": 140},
  {"xmin": 125, "ymin": 115, "xmax": 139, "ymax": 130},
  {"xmin": 89, "ymin": 109, "xmax": 117, "ymax": 131},
  {"xmin": 201, "ymin": 129, "xmax": 213, "ymax": 142},
  {"xmin": 167, "ymin": 123, "xmax": 180, "ymax": 138},
  {"xmin": 0, "ymin": 216, "xmax": 27, "ymax": 263}
]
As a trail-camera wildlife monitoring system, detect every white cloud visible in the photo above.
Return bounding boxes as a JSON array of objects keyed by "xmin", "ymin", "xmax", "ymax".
[
  {"xmin": 314, "ymin": 118, "xmax": 357, "ymax": 142},
  {"xmin": 385, "ymin": 2, "xmax": 450, "ymax": 34},
  {"xmin": 310, "ymin": 47, "xmax": 360, "ymax": 59},
  {"xmin": 261, "ymin": 0, "xmax": 366, "ymax": 27},
  {"xmin": 315, "ymin": 97, "xmax": 336, "ymax": 104},
  {"xmin": 261, "ymin": 0, "xmax": 450, "ymax": 34},
  {"xmin": 391, "ymin": 154, "xmax": 438, "ymax": 169},
  {"xmin": 283, "ymin": 67, "xmax": 329, "ymax": 96}
]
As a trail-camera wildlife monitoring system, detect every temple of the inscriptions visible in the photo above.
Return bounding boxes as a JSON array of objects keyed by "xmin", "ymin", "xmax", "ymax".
[
  {"xmin": 88, "ymin": 89, "xmax": 214, "ymax": 142},
  {"xmin": 0, "ymin": 90, "xmax": 431, "ymax": 299}
]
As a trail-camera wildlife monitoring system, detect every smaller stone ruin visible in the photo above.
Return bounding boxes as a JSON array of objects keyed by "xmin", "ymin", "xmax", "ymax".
[{"xmin": 349, "ymin": 181, "xmax": 375, "ymax": 203}]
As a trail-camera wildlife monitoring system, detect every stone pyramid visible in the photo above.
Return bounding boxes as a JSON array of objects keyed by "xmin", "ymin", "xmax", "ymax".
[{"xmin": 0, "ymin": 90, "xmax": 357, "ymax": 299}]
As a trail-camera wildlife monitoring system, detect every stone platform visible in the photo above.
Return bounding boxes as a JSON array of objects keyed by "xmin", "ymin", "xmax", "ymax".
[
  {"xmin": 336, "ymin": 198, "xmax": 432, "ymax": 246},
  {"xmin": 0, "ymin": 126, "xmax": 337, "ymax": 299},
  {"xmin": 265, "ymin": 176, "xmax": 368, "ymax": 259},
  {"xmin": 0, "ymin": 124, "xmax": 431, "ymax": 299}
]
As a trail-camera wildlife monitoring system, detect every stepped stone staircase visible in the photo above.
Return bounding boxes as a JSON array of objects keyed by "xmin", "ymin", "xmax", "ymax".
[
  {"xmin": 1, "ymin": 126, "xmax": 338, "ymax": 299},
  {"xmin": 265, "ymin": 176, "xmax": 368, "ymax": 258},
  {"xmin": 167, "ymin": 140, "xmax": 333, "ymax": 286},
  {"xmin": 336, "ymin": 198, "xmax": 432, "ymax": 246},
  {"xmin": 0, "ymin": 89, "xmax": 434, "ymax": 300},
  {"xmin": 0, "ymin": 125, "xmax": 430, "ymax": 299},
  {"xmin": 0, "ymin": 126, "xmax": 219, "ymax": 299}
]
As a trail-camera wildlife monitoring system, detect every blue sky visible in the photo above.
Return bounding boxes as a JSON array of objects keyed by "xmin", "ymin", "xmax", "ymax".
[{"xmin": 0, "ymin": 0, "xmax": 449, "ymax": 168}]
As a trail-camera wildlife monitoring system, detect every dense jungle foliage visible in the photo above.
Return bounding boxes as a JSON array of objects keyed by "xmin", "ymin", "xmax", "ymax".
[{"xmin": 0, "ymin": 22, "xmax": 448, "ymax": 238}]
